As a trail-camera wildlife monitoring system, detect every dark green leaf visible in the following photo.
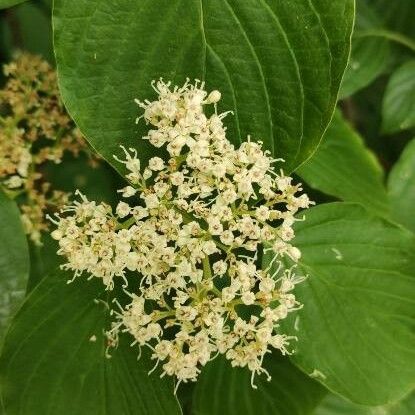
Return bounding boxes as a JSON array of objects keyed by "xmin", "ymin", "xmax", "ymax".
[
  {"xmin": 193, "ymin": 354, "xmax": 326, "ymax": 415},
  {"xmin": 0, "ymin": 271, "xmax": 182, "ymax": 415},
  {"xmin": 382, "ymin": 60, "xmax": 415, "ymax": 134},
  {"xmin": 0, "ymin": 0, "xmax": 27, "ymax": 9},
  {"xmin": 388, "ymin": 138, "xmax": 415, "ymax": 233},
  {"xmin": 371, "ymin": 0, "xmax": 415, "ymax": 40},
  {"xmin": 266, "ymin": 203, "xmax": 415, "ymax": 405},
  {"xmin": 6, "ymin": 2, "xmax": 54, "ymax": 62},
  {"xmin": 340, "ymin": 1, "xmax": 390, "ymax": 99},
  {"xmin": 0, "ymin": 190, "xmax": 29, "ymax": 340},
  {"xmin": 44, "ymin": 154, "xmax": 121, "ymax": 206},
  {"xmin": 26, "ymin": 234, "xmax": 60, "ymax": 292},
  {"xmin": 0, "ymin": 16, "xmax": 14, "ymax": 63},
  {"xmin": 315, "ymin": 391, "xmax": 415, "ymax": 415},
  {"xmin": 53, "ymin": 0, "xmax": 354, "ymax": 173},
  {"xmin": 298, "ymin": 111, "xmax": 389, "ymax": 216}
]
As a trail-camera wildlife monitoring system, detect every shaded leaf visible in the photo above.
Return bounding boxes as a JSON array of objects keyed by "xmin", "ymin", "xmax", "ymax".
[
  {"xmin": 44, "ymin": 154, "xmax": 121, "ymax": 206},
  {"xmin": 26, "ymin": 234, "xmax": 60, "ymax": 292},
  {"xmin": 193, "ymin": 354, "xmax": 326, "ymax": 415},
  {"xmin": 7, "ymin": 2, "xmax": 54, "ymax": 62},
  {"xmin": 315, "ymin": 391, "xmax": 415, "ymax": 415},
  {"xmin": 53, "ymin": 0, "xmax": 354, "ymax": 173},
  {"xmin": 0, "ymin": 0, "xmax": 27, "ymax": 9},
  {"xmin": 298, "ymin": 111, "xmax": 389, "ymax": 216},
  {"xmin": 371, "ymin": 0, "xmax": 415, "ymax": 40},
  {"xmin": 388, "ymin": 138, "xmax": 415, "ymax": 233},
  {"xmin": 340, "ymin": 1, "xmax": 390, "ymax": 98},
  {"xmin": 0, "ymin": 271, "xmax": 182, "ymax": 415},
  {"xmin": 0, "ymin": 190, "xmax": 29, "ymax": 340},
  {"xmin": 382, "ymin": 60, "xmax": 415, "ymax": 134}
]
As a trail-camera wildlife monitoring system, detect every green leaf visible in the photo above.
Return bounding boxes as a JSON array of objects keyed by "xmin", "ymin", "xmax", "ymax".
[
  {"xmin": 298, "ymin": 111, "xmax": 389, "ymax": 216},
  {"xmin": 388, "ymin": 138, "xmax": 415, "ymax": 233},
  {"xmin": 0, "ymin": 271, "xmax": 182, "ymax": 415},
  {"xmin": 193, "ymin": 354, "xmax": 326, "ymax": 415},
  {"xmin": 44, "ymin": 154, "xmax": 121, "ymax": 205},
  {"xmin": 26, "ymin": 234, "xmax": 60, "ymax": 292},
  {"xmin": 4, "ymin": 2, "xmax": 54, "ymax": 62},
  {"xmin": 0, "ymin": 17, "xmax": 13, "ymax": 62},
  {"xmin": 371, "ymin": 0, "xmax": 415, "ymax": 40},
  {"xmin": 382, "ymin": 60, "xmax": 415, "ymax": 134},
  {"xmin": 340, "ymin": 1, "xmax": 390, "ymax": 99},
  {"xmin": 314, "ymin": 393, "xmax": 371, "ymax": 415},
  {"xmin": 268, "ymin": 203, "xmax": 415, "ymax": 405},
  {"xmin": 0, "ymin": 190, "xmax": 29, "ymax": 340},
  {"xmin": 0, "ymin": 0, "xmax": 27, "ymax": 9},
  {"xmin": 53, "ymin": 0, "xmax": 354, "ymax": 173},
  {"xmin": 314, "ymin": 391, "xmax": 415, "ymax": 415}
]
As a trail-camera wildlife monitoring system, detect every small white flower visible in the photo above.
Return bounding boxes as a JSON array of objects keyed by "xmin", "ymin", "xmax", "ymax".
[
  {"xmin": 208, "ymin": 218, "xmax": 223, "ymax": 235},
  {"xmin": 149, "ymin": 157, "xmax": 165, "ymax": 171},
  {"xmin": 202, "ymin": 240, "xmax": 218, "ymax": 255},
  {"xmin": 205, "ymin": 90, "xmax": 221, "ymax": 104},
  {"xmin": 119, "ymin": 185, "xmax": 137, "ymax": 198},
  {"xmin": 259, "ymin": 277, "xmax": 275, "ymax": 293},
  {"xmin": 255, "ymin": 205, "xmax": 270, "ymax": 222},
  {"xmin": 212, "ymin": 260, "xmax": 227, "ymax": 276},
  {"xmin": 241, "ymin": 291, "xmax": 256, "ymax": 305},
  {"xmin": 220, "ymin": 230, "xmax": 234, "ymax": 246},
  {"xmin": 147, "ymin": 130, "xmax": 167, "ymax": 147},
  {"xmin": 51, "ymin": 229, "xmax": 63, "ymax": 240},
  {"xmin": 143, "ymin": 193, "xmax": 159, "ymax": 209},
  {"xmin": 132, "ymin": 206, "xmax": 148, "ymax": 220},
  {"xmin": 222, "ymin": 287, "xmax": 236, "ymax": 303},
  {"xmin": 116, "ymin": 201, "xmax": 131, "ymax": 218},
  {"xmin": 287, "ymin": 246, "xmax": 301, "ymax": 262},
  {"xmin": 170, "ymin": 171, "xmax": 184, "ymax": 186},
  {"xmin": 5, "ymin": 175, "xmax": 24, "ymax": 188}
]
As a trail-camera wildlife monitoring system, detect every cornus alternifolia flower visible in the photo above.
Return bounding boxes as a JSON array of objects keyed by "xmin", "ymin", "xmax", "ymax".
[
  {"xmin": 51, "ymin": 79, "xmax": 313, "ymax": 389},
  {"xmin": 0, "ymin": 53, "xmax": 98, "ymax": 244}
]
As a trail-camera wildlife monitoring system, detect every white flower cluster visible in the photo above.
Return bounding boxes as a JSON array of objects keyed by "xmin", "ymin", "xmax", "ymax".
[{"xmin": 51, "ymin": 79, "xmax": 312, "ymax": 389}]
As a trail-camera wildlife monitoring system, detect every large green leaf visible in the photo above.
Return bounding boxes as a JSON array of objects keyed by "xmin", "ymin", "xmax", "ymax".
[
  {"xmin": 298, "ymin": 111, "xmax": 389, "ymax": 216},
  {"xmin": 0, "ymin": 271, "xmax": 182, "ymax": 415},
  {"xmin": 193, "ymin": 354, "xmax": 326, "ymax": 415},
  {"xmin": 382, "ymin": 60, "xmax": 415, "ymax": 134},
  {"xmin": 267, "ymin": 203, "xmax": 415, "ymax": 405},
  {"xmin": 388, "ymin": 138, "xmax": 415, "ymax": 233},
  {"xmin": 340, "ymin": 1, "xmax": 390, "ymax": 99},
  {"xmin": 53, "ymin": 0, "xmax": 354, "ymax": 173},
  {"xmin": 314, "ymin": 391, "xmax": 415, "ymax": 415},
  {"xmin": 0, "ymin": 190, "xmax": 29, "ymax": 340}
]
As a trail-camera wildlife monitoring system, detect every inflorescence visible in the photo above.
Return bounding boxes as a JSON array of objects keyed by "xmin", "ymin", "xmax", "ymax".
[
  {"xmin": 51, "ymin": 79, "xmax": 312, "ymax": 389},
  {"xmin": 0, "ymin": 53, "xmax": 97, "ymax": 244}
]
